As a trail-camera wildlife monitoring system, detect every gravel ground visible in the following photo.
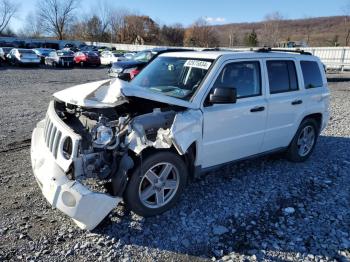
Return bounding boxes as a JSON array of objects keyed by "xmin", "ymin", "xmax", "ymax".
[{"xmin": 0, "ymin": 66, "xmax": 349, "ymax": 262}]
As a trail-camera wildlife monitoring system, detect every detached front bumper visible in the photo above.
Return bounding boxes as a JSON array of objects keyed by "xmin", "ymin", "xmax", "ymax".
[{"xmin": 31, "ymin": 120, "xmax": 121, "ymax": 230}]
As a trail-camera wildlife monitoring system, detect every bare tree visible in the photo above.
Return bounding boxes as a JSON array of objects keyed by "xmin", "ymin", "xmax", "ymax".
[
  {"xmin": 261, "ymin": 12, "xmax": 284, "ymax": 47},
  {"xmin": 19, "ymin": 12, "xmax": 42, "ymax": 38},
  {"xmin": 160, "ymin": 23, "xmax": 185, "ymax": 46},
  {"xmin": 184, "ymin": 18, "xmax": 219, "ymax": 47},
  {"xmin": 0, "ymin": 0, "xmax": 19, "ymax": 35},
  {"xmin": 119, "ymin": 15, "xmax": 159, "ymax": 44},
  {"xmin": 37, "ymin": 0, "xmax": 77, "ymax": 40},
  {"xmin": 110, "ymin": 8, "xmax": 130, "ymax": 43},
  {"xmin": 89, "ymin": 1, "xmax": 112, "ymax": 42}
]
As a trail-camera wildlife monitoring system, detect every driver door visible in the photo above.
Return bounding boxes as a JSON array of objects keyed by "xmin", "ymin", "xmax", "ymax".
[{"xmin": 201, "ymin": 60, "xmax": 268, "ymax": 168}]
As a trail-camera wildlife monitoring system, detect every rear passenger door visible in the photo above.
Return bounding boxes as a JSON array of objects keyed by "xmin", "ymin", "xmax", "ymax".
[{"xmin": 261, "ymin": 59, "xmax": 306, "ymax": 152}]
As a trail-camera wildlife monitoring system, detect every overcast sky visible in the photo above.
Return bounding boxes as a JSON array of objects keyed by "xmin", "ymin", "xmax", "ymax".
[{"xmin": 10, "ymin": 0, "xmax": 350, "ymax": 32}]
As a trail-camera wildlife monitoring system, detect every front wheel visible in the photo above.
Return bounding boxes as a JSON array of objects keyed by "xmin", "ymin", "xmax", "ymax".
[
  {"xmin": 286, "ymin": 119, "xmax": 319, "ymax": 162},
  {"xmin": 124, "ymin": 151, "xmax": 188, "ymax": 217}
]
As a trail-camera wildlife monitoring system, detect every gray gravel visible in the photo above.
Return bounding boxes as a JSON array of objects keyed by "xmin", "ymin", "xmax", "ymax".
[{"xmin": 0, "ymin": 66, "xmax": 349, "ymax": 261}]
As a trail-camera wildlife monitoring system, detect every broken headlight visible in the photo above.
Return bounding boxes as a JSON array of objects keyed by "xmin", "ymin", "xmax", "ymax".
[
  {"xmin": 93, "ymin": 125, "xmax": 114, "ymax": 148},
  {"xmin": 91, "ymin": 115, "xmax": 120, "ymax": 149}
]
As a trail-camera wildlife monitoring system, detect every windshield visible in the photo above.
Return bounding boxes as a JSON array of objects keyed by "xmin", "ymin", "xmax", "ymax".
[
  {"xmin": 83, "ymin": 51, "xmax": 98, "ymax": 56},
  {"xmin": 133, "ymin": 51, "xmax": 154, "ymax": 62},
  {"xmin": 132, "ymin": 56, "xmax": 213, "ymax": 100}
]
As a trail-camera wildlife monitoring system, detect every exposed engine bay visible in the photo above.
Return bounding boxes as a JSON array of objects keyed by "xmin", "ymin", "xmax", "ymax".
[{"xmin": 54, "ymin": 97, "xmax": 185, "ymax": 197}]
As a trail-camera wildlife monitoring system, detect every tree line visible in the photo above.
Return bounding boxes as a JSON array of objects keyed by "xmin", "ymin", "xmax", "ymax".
[
  {"xmin": 0, "ymin": 0, "xmax": 219, "ymax": 47},
  {"xmin": 2, "ymin": 0, "xmax": 350, "ymax": 47}
]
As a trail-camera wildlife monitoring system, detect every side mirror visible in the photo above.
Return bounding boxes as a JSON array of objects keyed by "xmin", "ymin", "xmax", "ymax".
[{"xmin": 209, "ymin": 87, "xmax": 237, "ymax": 104}]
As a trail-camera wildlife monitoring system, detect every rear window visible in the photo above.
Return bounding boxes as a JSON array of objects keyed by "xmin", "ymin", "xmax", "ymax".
[
  {"xmin": 19, "ymin": 49, "xmax": 35, "ymax": 54},
  {"xmin": 300, "ymin": 61, "xmax": 323, "ymax": 89},
  {"xmin": 267, "ymin": 60, "xmax": 299, "ymax": 94},
  {"xmin": 58, "ymin": 51, "xmax": 74, "ymax": 56},
  {"xmin": 85, "ymin": 51, "xmax": 98, "ymax": 56}
]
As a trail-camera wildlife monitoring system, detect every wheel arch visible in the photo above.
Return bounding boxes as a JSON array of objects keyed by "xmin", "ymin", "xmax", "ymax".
[
  {"xmin": 300, "ymin": 113, "xmax": 323, "ymax": 134},
  {"xmin": 288, "ymin": 112, "xmax": 323, "ymax": 147},
  {"xmin": 127, "ymin": 141, "xmax": 198, "ymax": 180}
]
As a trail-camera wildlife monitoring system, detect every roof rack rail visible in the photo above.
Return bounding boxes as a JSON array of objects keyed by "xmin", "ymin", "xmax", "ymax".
[
  {"xmin": 254, "ymin": 47, "xmax": 312, "ymax": 56},
  {"xmin": 202, "ymin": 47, "xmax": 239, "ymax": 52}
]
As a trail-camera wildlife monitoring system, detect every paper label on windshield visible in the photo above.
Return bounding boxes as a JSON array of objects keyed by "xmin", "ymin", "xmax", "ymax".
[{"xmin": 184, "ymin": 60, "xmax": 211, "ymax": 70}]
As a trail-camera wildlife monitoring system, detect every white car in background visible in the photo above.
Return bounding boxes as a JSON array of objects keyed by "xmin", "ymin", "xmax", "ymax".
[
  {"xmin": 7, "ymin": 48, "xmax": 40, "ymax": 66},
  {"xmin": 100, "ymin": 51, "xmax": 126, "ymax": 66}
]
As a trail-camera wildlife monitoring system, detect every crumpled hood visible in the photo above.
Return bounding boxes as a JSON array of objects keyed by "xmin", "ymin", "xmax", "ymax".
[{"xmin": 53, "ymin": 78, "xmax": 197, "ymax": 109}]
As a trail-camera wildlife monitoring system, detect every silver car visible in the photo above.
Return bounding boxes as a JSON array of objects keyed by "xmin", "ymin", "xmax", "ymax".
[{"xmin": 7, "ymin": 48, "xmax": 40, "ymax": 66}]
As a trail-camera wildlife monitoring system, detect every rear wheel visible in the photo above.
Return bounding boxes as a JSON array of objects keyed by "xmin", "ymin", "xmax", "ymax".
[
  {"xmin": 286, "ymin": 119, "xmax": 319, "ymax": 162},
  {"xmin": 124, "ymin": 151, "xmax": 188, "ymax": 217}
]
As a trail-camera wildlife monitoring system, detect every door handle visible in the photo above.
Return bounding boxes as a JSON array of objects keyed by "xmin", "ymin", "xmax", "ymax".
[
  {"xmin": 291, "ymin": 100, "xmax": 303, "ymax": 105},
  {"xmin": 250, "ymin": 106, "xmax": 265, "ymax": 112}
]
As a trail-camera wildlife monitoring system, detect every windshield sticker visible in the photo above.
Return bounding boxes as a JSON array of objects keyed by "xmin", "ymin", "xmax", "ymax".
[{"xmin": 184, "ymin": 60, "xmax": 211, "ymax": 70}]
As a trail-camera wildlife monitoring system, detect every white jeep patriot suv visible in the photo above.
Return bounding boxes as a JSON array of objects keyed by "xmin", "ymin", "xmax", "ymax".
[{"xmin": 31, "ymin": 49, "xmax": 330, "ymax": 230}]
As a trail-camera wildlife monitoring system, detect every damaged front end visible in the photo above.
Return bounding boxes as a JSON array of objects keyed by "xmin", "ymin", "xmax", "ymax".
[{"xmin": 31, "ymin": 82, "xmax": 201, "ymax": 230}]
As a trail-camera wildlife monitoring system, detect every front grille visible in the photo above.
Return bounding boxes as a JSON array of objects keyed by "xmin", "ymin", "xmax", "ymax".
[
  {"xmin": 43, "ymin": 115, "xmax": 62, "ymax": 159},
  {"xmin": 42, "ymin": 101, "xmax": 81, "ymax": 172}
]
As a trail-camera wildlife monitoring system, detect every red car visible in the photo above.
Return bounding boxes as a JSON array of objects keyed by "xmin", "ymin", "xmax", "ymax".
[{"xmin": 74, "ymin": 51, "xmax": 101, "ymax": 67}]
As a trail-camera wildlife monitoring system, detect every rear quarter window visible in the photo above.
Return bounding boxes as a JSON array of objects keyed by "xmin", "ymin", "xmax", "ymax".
[{"xmin": 300, "ymin": 61, "xmax": 323, "ymax": 89}]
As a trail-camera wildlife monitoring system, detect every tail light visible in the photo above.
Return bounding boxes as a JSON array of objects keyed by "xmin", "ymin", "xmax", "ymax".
[
  {"xmin": 124, "ymin": 67, "xmax": 140, "ymax": 79},
  {"xmin": 130, "ymin": 69, "xmax": 140, "ymax": 79}
]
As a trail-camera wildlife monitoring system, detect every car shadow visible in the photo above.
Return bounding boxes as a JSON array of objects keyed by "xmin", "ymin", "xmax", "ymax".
[{"xmin": 94, "ymin": 135, "xmax": 350, "ymax": 260}]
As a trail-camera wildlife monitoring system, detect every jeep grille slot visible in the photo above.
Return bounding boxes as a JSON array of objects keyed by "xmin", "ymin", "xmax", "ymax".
[{"xmin": 43, "ymin": 115, "xmax": 63, "ymax": 159}]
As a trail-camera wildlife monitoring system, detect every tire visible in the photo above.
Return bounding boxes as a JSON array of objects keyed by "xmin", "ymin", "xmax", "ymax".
[
  {"xmin": 124, "ymin": 151, "xmax": 188, "ymax": 217},
  {"xmin": 286, "ymin": 118, "xmax": 319, "ymax": 162}
]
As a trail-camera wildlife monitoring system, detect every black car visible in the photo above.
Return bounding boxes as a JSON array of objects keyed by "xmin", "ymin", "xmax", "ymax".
[
  {"xmin": 45, "ymin": 50, "xmax": 75, "ymax": 68},
  {"xmin": 33, "ymin": 48, "xmax": 56, "ymax": 64},
  {"xmin": 108, "ymin": 48, "xmax": 194, "ymax": 81}
]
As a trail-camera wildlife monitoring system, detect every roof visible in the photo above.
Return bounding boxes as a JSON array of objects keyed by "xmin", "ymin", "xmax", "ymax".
[{"xmin": 160, "ymin": 50, "xmax": 319, "ymax": 61}]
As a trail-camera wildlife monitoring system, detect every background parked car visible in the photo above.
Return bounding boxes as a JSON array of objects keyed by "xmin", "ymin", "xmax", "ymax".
[
  {"xmin": 63, "ymin": 43, "xmax": 79, "ymax": 52},
  {"xmin": 7, "ymin": 48, "xmax": 40, "ymax": 66},
  {"xmin": 109, "ymin": 48, "xmax": 194, "ymax": 81},
  {"xmin": 33, "ymin": 48, "xmax": 56, "ymax": 64},
  {"xmin": 97, "ymin": 46, "xmax": 110, "ymax": 54},
  {"xmin": 100, "ymin": 51, "xmax": 126, "ymax": 66},
  {"xmin": 0, "ymin": 47, "xmax": 14, "ymax": 63},
  {"xmin": 74, "ymin": 51, "xmax": 101, "ymax": 67},
  {"xmin": 123, "ymin": 52, "xmax": 137, "ymax": 60},
  {"xmin": 80, "ymin": 45, "xmax": 99, "ymax": 53},
  {"xmin": 45, "ymin": 50, "xmax": 75, "ymax": 68}
]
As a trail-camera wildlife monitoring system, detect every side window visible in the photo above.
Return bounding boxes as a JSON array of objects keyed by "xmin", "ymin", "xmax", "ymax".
[
  {"xmin": 214, "ymin": 61, "xmax": 261, "ymax": 98},
  {"xmin": 300, "ymin": 61, "xmax": 323, "ymax": 89},
  {"xmin": 267, "ymin": 60, "xmax": 299, "ymax": 94}
]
